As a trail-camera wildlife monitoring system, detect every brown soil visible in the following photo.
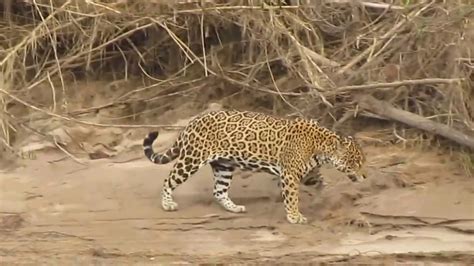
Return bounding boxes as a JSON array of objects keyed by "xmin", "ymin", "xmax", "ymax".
[{"xmin": 1, "ymin": 127, "xmax": 473, "ymax": 265}]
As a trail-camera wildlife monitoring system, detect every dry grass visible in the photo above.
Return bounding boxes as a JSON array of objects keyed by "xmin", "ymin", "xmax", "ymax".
[{"xmin": 0, "ymin": 0, "xmax": 473, "ymax": 163}]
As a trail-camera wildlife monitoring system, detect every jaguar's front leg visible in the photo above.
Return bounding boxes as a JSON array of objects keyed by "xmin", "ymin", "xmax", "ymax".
[
  {"xmin": 280, "ymin": 173, "xmax": 307, "ymax": 224},
  {"xmin": 276, "ymin": 167, "xmax": 325, "ymax": 187},
  {"xmin": 301, "ymin": 167, "xmax": 325, "ymax": 188}
]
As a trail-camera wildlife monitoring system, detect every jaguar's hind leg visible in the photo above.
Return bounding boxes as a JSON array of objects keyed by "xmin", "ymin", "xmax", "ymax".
[
  {"xmin": 210, "ymin": 160, "xmax": 246, "ymax": 213},
  {"xmin": 161, "ymin": 158, "xmax": 202, "ymax": 212}
]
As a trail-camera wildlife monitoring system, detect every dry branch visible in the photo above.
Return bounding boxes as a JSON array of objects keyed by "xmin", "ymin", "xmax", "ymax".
[
  {"xmin": 335, "ymin": 78, "xmax": 464, "ymax": 93},
  {"xmin": 326, "ymin": 0, "xmax": 405, "ymax": 10},
  {"xmin": 356, "ymin": 95, "xmax": 474, "ymax": 150}
]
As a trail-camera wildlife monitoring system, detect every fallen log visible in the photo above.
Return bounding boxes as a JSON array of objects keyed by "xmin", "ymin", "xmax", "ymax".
[{"xmin": 356, "ymin": 95, "xmax": 474, "ymax": 150}]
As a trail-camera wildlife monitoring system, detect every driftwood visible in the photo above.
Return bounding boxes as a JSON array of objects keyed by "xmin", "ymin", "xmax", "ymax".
[{"xmin": 356, "ymin": 95, "xmax": 474, "ymax": 150}]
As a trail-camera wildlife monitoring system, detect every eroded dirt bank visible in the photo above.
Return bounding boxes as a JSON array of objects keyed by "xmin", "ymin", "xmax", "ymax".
[{"xmin": 1, "ymin": 138, "xmax": 473, "ymax": 264}]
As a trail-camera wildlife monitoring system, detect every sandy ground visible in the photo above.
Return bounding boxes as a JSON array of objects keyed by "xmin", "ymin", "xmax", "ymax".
[{"xmin": 1, "ymin": 130, "xmax": 473, "ymax": 264}]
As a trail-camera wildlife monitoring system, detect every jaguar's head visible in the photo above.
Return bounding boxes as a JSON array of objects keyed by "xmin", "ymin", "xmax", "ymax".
[{"xmin": 330, "ymin": 135, "xmax": 368, "ymax": 182}]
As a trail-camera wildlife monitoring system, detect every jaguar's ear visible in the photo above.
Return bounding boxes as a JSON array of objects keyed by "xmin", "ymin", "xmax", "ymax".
[
  {"xmin": 335, "ymin": 136, "xmax": 345, "ymax": 152},
  {"xmin": 309, "ymin": 118, "xmax": 320, "ymax": 125},
  {"xmin": 348, "ymin": 136, "xmax": 357, "ymax": 144}
]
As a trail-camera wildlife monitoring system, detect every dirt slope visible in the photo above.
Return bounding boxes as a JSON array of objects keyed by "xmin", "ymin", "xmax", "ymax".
[{"xmin": 1, "ymin": 132, "xmax": 473, "ymax": 264}]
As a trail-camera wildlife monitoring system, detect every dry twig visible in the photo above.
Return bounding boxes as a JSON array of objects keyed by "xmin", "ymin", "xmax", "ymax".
[{"xmin": 335, "ymin": 78, "xmax": 464, "ymax": 93}]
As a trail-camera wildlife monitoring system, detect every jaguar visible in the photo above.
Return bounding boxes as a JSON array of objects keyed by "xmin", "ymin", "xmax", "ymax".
[{"xmin": 143, "ymin": 110, "xmax": 367, "ymax": 224}]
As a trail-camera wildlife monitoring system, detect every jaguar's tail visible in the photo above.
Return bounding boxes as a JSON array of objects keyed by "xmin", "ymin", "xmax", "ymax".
[{"xmin": 143, "ymin": 131, "xmax": 180, "ymax": 164}]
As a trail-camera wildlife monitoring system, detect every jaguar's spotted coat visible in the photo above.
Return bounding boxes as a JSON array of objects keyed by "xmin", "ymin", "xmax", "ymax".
[{"xmin": 143, "ymin": 110, "xmax": 367, "ymax": 224}]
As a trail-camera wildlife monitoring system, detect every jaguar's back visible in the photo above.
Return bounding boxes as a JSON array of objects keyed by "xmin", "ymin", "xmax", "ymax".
[{"xmin": 176, "ymin": 110, "xmax": 291, "ymax": 168}]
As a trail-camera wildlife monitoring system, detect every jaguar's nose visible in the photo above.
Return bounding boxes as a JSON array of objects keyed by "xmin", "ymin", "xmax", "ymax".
[{"xmin": 348, "ymin": 174, "xmax": 358, "ymax": 182}]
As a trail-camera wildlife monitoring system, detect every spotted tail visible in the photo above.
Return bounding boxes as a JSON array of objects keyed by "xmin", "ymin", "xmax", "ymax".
[{"xmin": 143, "ymin": 131, "xmax": 180, "ymax": 164}]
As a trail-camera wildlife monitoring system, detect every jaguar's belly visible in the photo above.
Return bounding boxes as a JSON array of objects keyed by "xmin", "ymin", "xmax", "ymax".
[{"xmin": 212, "ymin": 156, "xmax": 282, "ymax": 177}]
